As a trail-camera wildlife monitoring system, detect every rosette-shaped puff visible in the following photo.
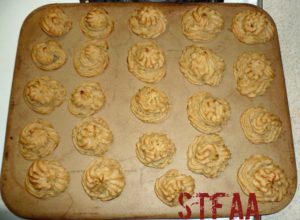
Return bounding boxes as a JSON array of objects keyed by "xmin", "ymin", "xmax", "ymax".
[
  {"xmin": 128, "ymin": 41, "xmax": 166, "ymax": 83},
  {"xmin": 74, "ymin": 40, "xmax": 109, "ymax": 77},
  {"xmin": 31, "ymin": 40, "xmax": 67, "ymax": 71},
  {"xmin": 40, "ymin": 7, "xmax": 72, "ymax": 37},
  {"xmin": 182, "ymin": 6, "xmax": 224, "ymax": 41},
  {"xmin": 232, "ymin": 10, "xmax": 274, "ymax": 44},
  {"xmin": 129, "ymin": 6, "xmax": 167, "ymax": 39},
  {"xmin": 80, "ymin": 8, "xmax": 114, "ymax": 39},
  {"xmin": 82, "ymin": 157, "xmax": 125, "ymax": 201},
  {"xmin": 240, "ymin": 107, "xmax": 282, "ymax": 144},
  {"xmin": 136, "ymin": 132, "xmax": 176, "ymax": 168},
  {"xmin": 179, "ymin": 45, "xmax": 225, "ymax": 86},
  {"xmin": 23, "ymin": 76, "xmax": 66, "ymax": 114},
  {"xmin": 25, "ymin": 160, "xmax": 70, "ymax": 199},
  {"xmin": 187, "ymin": 134, "xmax": 231, "ymax": 178},
  {"xmin": 68, "ymin": 82, "xmax": 105, "ymax": 117},
  {"xmin": 19, "ymin": 119, "xmax": 59, "ymax": 160},
  {"xmin": 155, "ymin": 169, "xmax": 195, "ymax": 207},
  {"xmin": 238, "ymin": 155, "xmax": 289, "ymax": 202},
  {"xmin": 187, "ymin": 92, "xmax": 231, "ymax": 133},
  {"xmin": 130, "ymin": 86, "xmax": 170, "ymax": 123},
  {"xmin": 72, "ymin": 117, "xmax": 113, "ymax": 156},
  {"xmin": 234, "ymin": 52, "xmax": 274, "ymax": 98}
]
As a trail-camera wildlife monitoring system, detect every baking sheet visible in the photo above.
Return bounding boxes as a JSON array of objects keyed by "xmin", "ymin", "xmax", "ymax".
[{"xmin": 0, "ymin": 3, "xmax": 297, "ymax": 219}]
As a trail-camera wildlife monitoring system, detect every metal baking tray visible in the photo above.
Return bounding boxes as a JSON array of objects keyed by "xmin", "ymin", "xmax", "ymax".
[{"xmin": 1, "ymin": 3, "xmax": 296, "ymax": 219}]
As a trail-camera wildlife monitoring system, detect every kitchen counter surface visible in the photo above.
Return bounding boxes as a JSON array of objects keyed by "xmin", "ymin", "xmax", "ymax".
[
  {"xmin": 263, "ymin": 0, "xmax": 300, "ymax": 219},
  {"xmin": 0, "ymin": 0, "xmax": 299, "ymax": 219}
]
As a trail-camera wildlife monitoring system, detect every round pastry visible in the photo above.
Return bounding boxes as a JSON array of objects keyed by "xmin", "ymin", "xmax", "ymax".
[
  {"xmin": 72, "ymin": 117, "xmax": 113, "ymax": 156},
  {"xmin": 82, "ymin": 157, "xmax": 125, "ymax": 201},
  {"xmin": 187, "ymin": 134, "xmax": 231, "ymax": 178},
  {"xmin": 31, "ymin": 40, "xmax": 67, "ymax": 71},
  {"xmin": 187, "ymin": 92, "xmax": 231, "ymax": 134},
  {"xmin": 232, "ymin": 10, "xmax": 275, "ymax": 44},
  {"xmin": 127, "ymin": 41, "xmax": 166, "ymax": 83},
  {"xmin": 73, "ymin": 40, "xmax": 109, "ymax": 77},
  {"xmin": 234, "ymin": 52, "xmax": 274, "ymax": 98},
  {"xmin": 80, "ymin": 8, "xmax": 114, "ymax": 39},
  {"xmin": 155, "ymin": 169, "xmax": 195, "ymax": 207},
  {"xmin": 240, "ymin": 107, "xmax": 282, "ymax": 144},
  {"xmin": 238, "ymin": 154, "xmax": 289, "ymax": 202},
  {"xmin": 136, "ymin": 132, "xmax": 176, "ymax": 168},
  {"xmin": 182, "ymin": 6, "xmax": 224, "ymax": 41},
  {"xmin": 25, "ymin": 160, "xmax": 70, "ymax": 199},
  {"xmin": 40, "ymin": 7, "xmax": 72, "ymax": 37},
  {"xmin": 68, "ymin": 82, "xmax": 105, "ymax": 117},
  {"xmin": 129, "ymin": 6, "xmax": 167, "ymax": 39},
  {"xmin": 23, "ymin": 76, "xmax": 66, "ymax": 114},
  {"xmin": 179, "ymin": 45, "xmax": 225, "ymax": 86},
  {"xmin": 19, "ymin": 119, "xmax": 59, "ymax": 160},
  {"xmin": 130, "ymin": 86, "xmax": 170, "ymax": 123}
]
